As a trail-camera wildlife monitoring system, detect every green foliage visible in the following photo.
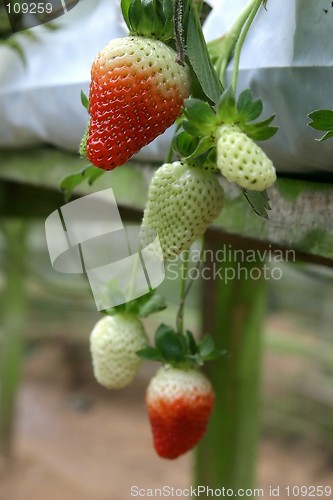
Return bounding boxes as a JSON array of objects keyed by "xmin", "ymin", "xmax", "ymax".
[
  {"xmin": 80, "ymin": 90, "xmax": 89, "ymax": 111},
  {"xmin": 137, "ymin": 323, "xmax": 226, "ymax": 368},
  {"xmin": 103, "ymin": 291, "xmax": 167, "ymax": 318},
  {"xmin": 242, "ymin": 188, "xmax": 271, "ymax": 219},
  {"xmin": 173, "ymin": 88, "xmax": 276, "ymax": 218},
  {"xmin": 60, "ymin": 164, "xmax": 105, "ymax": 202},
  {"xmin": 121, "ymin": 0, "xmax": 174, "ymax": 41},
  {"xmin": 308, "ymin": 110, "xmax": 333, "ymax": 142},
  {"xmin": 185, "ymin": 0, "xmax": 223, "ymax": 103}
]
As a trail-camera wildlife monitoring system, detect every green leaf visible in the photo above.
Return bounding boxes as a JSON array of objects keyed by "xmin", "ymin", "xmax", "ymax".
[
  {"xmin": 136, "ymin": 346, "xmax": 164, "ymax": 362},
  {"xmin": 185, "ymin": 136, "xmax": 215, "ymax": 163},
  {"xmin": 173, "ymin": 130, "xmax": 199, "ymax": 156},
  {"xmin": 80, "ymin": 90, "xmax": 89, "ymax": 111},
  {"xmin": 201, "ymin": 348, "xmax": 228, "ymax": 361},
  {"xmin": 316, "ymin": 130, "xmax": 333, "ymax": 142},
  {"xmin": 185, "ymin": 330, "xmax": 198, "ymax": 355},
  {"xmin": 155, "ymin": 325, "xmax": 186, "ymax": 363},
  {"xmin": 237, "ymin": 89, "xmax": 263, "ymax": 122},
  {"xmin": 216, "ymin": 86, "xmax": 237, "ymax": 122},
  {"xmin": 121, "ymin": 0, "xmax": 174, "ymax": 41},
  {"xmin": 184, "ymin": 98, "xmax": 217, "ymax": 132},
  {"xmin": 138, "ymin": 293, "xmax": 167, "ymax": 317},
  {"xmin": 308, "ymin": 110, "xmax": 333, "ymax": 141},
  {"xmin": 242, "ymin": 189, "xmax": 271, "ymax": 219},
  {"xmin": 198, "ymin": 335, "xmax": 215, "ymax": 357},
  {"xmin": 60, "ymin": 165, "xmax": 105, "ymax": 202},
  {"xmin": 308, "ymin": 110, "xmax": 333, "ymax": 131},
  {"xmin": 243, "ymin": 115, "xmax": 278, "ymax": 141},
  {"xmin": 186, "ymin": 2, "xmax": 223, "ymax": 104}
]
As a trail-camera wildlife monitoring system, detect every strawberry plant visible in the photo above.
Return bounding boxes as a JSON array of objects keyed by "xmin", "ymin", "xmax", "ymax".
[{"xmin": 61, "ymin": 0, "xmax": 281, "ymax": 462}]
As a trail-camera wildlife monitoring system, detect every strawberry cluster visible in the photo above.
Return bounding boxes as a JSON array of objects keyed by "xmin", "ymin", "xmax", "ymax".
[
  {"xmin": 90, "ymin": 300, "xmax": 224, "ymax": 459},
  {"xmin": 79, "ymin": 0, "xmax": 279, "ymax": 461}
]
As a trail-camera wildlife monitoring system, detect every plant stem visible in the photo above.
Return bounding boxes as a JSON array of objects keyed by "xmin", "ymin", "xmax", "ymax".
[
  {"xmin": 231, "ymin": 0, "xmax": 262, "ymax": 92},
  {"xmin": 176, "ymin": 250, "xmax": 189, "ymax": 336},
  {"xmin": 125, "ymin": 252, "xmax": 141, "ymax": 308},
  {"xmin": 208, "ymin": 0, "xmax": 258, "ymax": 85},
  {"xmin": 173, "ymin": 0, "xmax": 186, "ymax": 65},
  {"xmin": 176, "ymin": 238, "xmax": 205, "ymax": 336}
]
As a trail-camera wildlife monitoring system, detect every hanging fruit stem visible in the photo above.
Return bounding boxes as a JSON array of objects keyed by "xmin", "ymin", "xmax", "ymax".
[{"xmin": 231, "ymin": 0, "xmax": 263, "ymax": 91}]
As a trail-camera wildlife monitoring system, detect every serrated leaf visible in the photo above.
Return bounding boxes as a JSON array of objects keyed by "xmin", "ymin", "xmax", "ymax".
[
  {"xmin": 244, "ymin": 115, "xmax": 278, "ymax": 141},
  {"xmin": 155, "ymin": 325, "xmax": 186, "ymax": 363},
  {"xmin": 308, "ymin": 110, "xmax": 333, "ymax": 131},
  {"xmin": 182, "ymin": 120, "xmax": 203, "ymax": 137},
  {"xmin": 201, "ymin": 348, "xmax": 228, "ymax": 361},
  {"xmin": 186, "ymin": 3, "xmax": 223, "ymax": 104},
  {"xmin": 81, "ymin": 90, "xmax": 89, "ymax": 111},
  {"xmin": 185, "ymin": 136, "xmax": 215, "ymax": 162},
  {"xmin": 216, "ymin": 86, "xmax": 237, "ymax": 121},
  {"xmin": 138, "ymin": 293, "xmax": 167, "ymax": 317},
  {"xmin": 173, "ymin": 130, "xmax": 199, "ymax": 157},
  {"xmin": 183, "ymin": 98, "xmax": 217, "ymax": 134},
  {"xmin": 60, "ymin": 165, "xmax": 105, "ymax": 202},
  {"xmin": 237, "ymin": 89, "xmax": 263, "ymax": 122},
  {"xmin": 136, "ymin": 346, "xmax": 164, "ymax": 362},
  {"xmin": 242, "ymin": 189, "xmax": 271, "ymax": 219},
  {"xmin": 185, "ymin": 330, "xmax": 198, "ymax": 355},
  {"xmin": 198, "ymin": 335, "xmax": 215, "ymax": 357}
]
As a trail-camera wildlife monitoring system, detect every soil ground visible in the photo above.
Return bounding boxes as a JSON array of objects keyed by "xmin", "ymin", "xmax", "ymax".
[{"xmin": 0, "ymin": 342, "xmax": 333, "ymax": 500}]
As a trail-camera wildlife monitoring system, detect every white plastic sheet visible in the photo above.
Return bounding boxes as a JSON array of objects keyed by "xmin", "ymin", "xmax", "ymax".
[
  {"xmin": 1, "ymin": 0, "xmax": 333, "ymax": 173},
  {"xmin": 204, "ymin": 0, "xmax": 333, "ymax": 173},
  {"xmin": 0, "ymin": 0, "xmax": 126, "ymax": 151}
]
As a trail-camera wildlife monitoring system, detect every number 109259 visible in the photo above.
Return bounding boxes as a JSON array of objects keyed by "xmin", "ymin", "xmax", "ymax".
[{"xmin": 6, "ymin": 3, "xmax": 53, "ymax": 15}]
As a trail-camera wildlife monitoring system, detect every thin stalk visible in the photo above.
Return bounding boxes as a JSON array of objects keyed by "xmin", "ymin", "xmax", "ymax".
[
  {"xmin": 176, "ymin": 238, "xmax": 205, "ymax": 336},
  {"xmin": 173, "ymin": 0, "xmax": 186, "ymax": 66},
  {"xmin": 125, "ymin": 252, "xmax": 141, "ymax": 308},
  {"xmin": 231, "ymin": 0, "xmax": 262, "ymax": 92},
  {"xmin": 176, "ymin": 250, "xmax": 189, "ymax": 336},
  {"xmin": 208, "ymin": 0, "xmax": 257, "ymax": 85}
]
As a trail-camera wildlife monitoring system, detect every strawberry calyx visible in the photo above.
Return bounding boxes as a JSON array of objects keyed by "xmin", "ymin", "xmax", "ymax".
[
  {"xmin": 121, "ymin": 0, "xmax": 174, "ymax": 42},
  {"xmin": 101, "ymin": 290, "xmax": 167, "ymax": 319},
  {"xmin": 137, "ymin": 323, "xmax": 226, "ymax": 368},
  {"xmin": 174, "ymin": 87, "xmax": 278, "ymax": 166}
]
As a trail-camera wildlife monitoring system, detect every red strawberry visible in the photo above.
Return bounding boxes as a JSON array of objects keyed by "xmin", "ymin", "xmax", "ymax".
[
  {"xmin": 146, "ymin": 366, "xmax": 215, "ymax": 459},
  {"xmin": 87, "ymin": 36, "xmax": 191, "ymax": 170}
]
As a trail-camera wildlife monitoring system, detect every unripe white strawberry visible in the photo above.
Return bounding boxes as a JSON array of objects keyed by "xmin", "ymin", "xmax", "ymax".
[
  {"xmin": 90, "ymin": 314, "xmax": 147, "ymax": 389},
  {"xmin": 216, "ymin": 125, "xmax": 276, "ymax": 191},
  {"xmin": 141, "ymin": 161, "xmax": 224, "ymax": 260}
]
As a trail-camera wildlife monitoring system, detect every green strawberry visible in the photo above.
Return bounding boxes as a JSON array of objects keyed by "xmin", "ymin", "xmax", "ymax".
[
  {"xmin": 86, "ymin": 36, "xmax": 191, "ymax": 170},
  {"xmin": 141, "ymin": 161, "xmax": 224, "ymax": 260},
  {"xmin": 216, "ymin": 124, "xmax": 276, "ymax": 191},
  {"xmin": 90, "ymin": 313, "xmax": 147, "ymax": 389},
  {"xmin": 146, "ymin": 366, "xmax": 215, "ymax": 459}
]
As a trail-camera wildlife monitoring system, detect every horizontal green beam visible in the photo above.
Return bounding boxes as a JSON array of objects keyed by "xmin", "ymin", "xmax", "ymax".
[{"xmin": 1, "ymin": 147, "xmax": 333, "ymax": 261}]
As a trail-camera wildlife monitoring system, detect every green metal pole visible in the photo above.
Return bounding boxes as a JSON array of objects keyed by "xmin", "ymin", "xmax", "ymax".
[
  {"xmin": 0, "ymin": 220, "xmax": 27, "ymax": 458},
  {"xmin": 195, "ymin": 235, "xmax": 266, "ymax": 498}
]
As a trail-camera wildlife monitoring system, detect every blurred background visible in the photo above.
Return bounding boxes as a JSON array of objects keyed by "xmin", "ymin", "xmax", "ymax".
[
  {"xmin": 1, "ymin": 0, "xmax": 333, "ymax": 499},
  {"xmin": 0, "ymin": 220, "xmax": 333, "ymax": 499}
]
